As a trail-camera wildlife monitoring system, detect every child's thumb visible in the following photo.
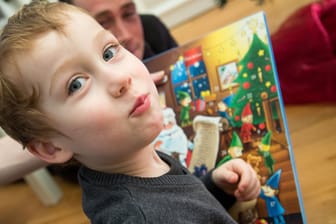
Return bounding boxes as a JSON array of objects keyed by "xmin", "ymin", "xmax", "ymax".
[{"xmin": 222, "ymin": 170, "xmax": 239, "ymax": 184}]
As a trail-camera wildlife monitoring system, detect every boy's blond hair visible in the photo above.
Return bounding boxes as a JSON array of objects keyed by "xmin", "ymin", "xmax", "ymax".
[{"xmin": 0, "ymin": 0, "xmax": 85, "ymax": 147}]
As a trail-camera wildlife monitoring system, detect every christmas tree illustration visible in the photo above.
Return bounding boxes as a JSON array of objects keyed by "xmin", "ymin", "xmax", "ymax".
[{"xmin": 230, "ymin": 31, "xmax": 278, "ymax": 128}]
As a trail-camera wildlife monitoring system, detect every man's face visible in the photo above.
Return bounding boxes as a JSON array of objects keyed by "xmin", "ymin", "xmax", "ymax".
[
  {"xmin": 73, "ymin": 0, "xmax": 145, "ymax": 59},
  {"xmin": 16, "ymin": 11, "xmax": 163, "ymax": 170}
]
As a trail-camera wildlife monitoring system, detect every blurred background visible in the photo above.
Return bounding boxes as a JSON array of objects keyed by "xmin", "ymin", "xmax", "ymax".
[
  {"xmin": 1, "ymin": 0, "xmax": 335, "ymax": 223},
  {"xmin": 0, "ymin": 0, "xmax": 321, "ymax": 33}
]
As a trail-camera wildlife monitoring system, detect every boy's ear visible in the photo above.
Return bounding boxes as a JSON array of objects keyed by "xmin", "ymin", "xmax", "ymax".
[{"xmin": 26, "ymin": 140, "xmax": 73, "ymax": 164}]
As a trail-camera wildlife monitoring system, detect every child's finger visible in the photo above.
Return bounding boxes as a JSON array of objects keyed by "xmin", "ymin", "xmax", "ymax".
[
  {"xmin": 235, "ymin": 163, "xmax": 254, "ymax": 189},
  {"xmin": 237, "ymin": 169, "xmax": 260, "ymax": 200},
  {"xmin": 221, "ymin": 169, "xmax": 240, "ymax": 185},
  {"xmin": 236, "ymin": 178, "xmax": 260, "ymax": 201},
  {"xmin": 234, "ymin": 165, "xmax": 257, "ymax": 191}
]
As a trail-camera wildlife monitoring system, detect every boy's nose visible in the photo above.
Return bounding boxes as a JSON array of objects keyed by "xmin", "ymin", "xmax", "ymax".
[{"xmin": 107, "ymin": 74, "xmax": 132, "ymax": 98}]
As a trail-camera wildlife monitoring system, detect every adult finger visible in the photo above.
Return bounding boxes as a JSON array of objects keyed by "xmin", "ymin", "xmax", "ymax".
[{"xmin": 150, "ymin": 70, "xmax": 167, "ymax": 85}]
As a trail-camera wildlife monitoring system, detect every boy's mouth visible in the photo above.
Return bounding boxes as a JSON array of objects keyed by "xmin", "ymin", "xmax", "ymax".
[{"xmin": 129, "ymin": 94, "xmax": 151, "ymax": 117}]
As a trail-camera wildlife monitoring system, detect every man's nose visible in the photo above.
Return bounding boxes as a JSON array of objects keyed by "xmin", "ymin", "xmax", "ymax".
[{"xmin": 112, "ymin": 19, "xmax": 131, "ymax": 45}]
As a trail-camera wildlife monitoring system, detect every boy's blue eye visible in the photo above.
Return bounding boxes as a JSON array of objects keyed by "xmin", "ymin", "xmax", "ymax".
[
  {"xmin": 68, "ymin": 77, "xmax": 87, "ymax": 94},
  {"xmin": 103, "ymin": 46, "xmax": 117, "ymax": 61}
]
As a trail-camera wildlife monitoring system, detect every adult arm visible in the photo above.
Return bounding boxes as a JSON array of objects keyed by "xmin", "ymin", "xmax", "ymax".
[{"xmin": 0, "ymin": 135, "xmax": 48, "ymax": 185}]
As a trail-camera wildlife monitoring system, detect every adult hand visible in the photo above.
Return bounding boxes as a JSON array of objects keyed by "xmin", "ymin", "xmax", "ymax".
[
  {"xmin": 212, "ymin": 158, "xmax": 260, "ymax": 201},
  {"xmin": 150, "ymin": 70, "xmax": 167, "ymax": 86}
]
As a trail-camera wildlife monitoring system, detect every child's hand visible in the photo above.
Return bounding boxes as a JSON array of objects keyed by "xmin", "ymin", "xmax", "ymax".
[{"xmin": 212, "ymin": 159, "xmax": 260, "ymax": 201}]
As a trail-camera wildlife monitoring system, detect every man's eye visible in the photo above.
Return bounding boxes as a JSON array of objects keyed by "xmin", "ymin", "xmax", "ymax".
[
  {"xmin": 98, "ymin": 19, "xmax": 112, "ymax": 30},
  {"xmin": 103, "ymin": 45, "xmax": 118, "ymax": 61},
  {"xmin": 123, "ymin": 11, "xmax": 136, "ymax": 19},
  {"xmin": 68, "ymin": 77, "xmax": 87, "ymax": 95}
]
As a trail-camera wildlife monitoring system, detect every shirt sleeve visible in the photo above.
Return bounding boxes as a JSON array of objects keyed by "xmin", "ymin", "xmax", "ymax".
[{"xmin": 140, "ymin": 14, "xmax": 178, "ymax": 59}]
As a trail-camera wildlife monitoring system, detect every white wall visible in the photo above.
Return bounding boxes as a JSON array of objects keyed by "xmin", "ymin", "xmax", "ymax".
[
  {"xmin": 0, "ymin": 0, "xmax": 216, "ymax": 29},
  {"xmin": 133, "ymin": 0, "xmax": 217, "ymax": 28},
  {"xmin": 0, "ymin": 0, "xmax": 57, "ymax": 28},
  {"xmin": 0, "ymin": 1, "xmax": 16, "ymax": 28}
]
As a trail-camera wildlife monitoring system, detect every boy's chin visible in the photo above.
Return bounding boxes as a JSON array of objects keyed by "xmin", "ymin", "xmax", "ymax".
[
  {"xmin": 148, "ymin": 123, "xmax": 164, "ymax": 143},
  {"xmin": 153, "ymin": 123, "xmax": 164, "ymax": 138}
]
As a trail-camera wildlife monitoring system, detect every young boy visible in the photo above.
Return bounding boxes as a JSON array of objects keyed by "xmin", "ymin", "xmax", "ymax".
[{"xmin": 0, "ymin": 1, "xmax": 260, "ymax": 223}]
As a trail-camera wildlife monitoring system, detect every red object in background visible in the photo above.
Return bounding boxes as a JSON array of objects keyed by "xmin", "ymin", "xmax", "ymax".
[
  {"xmin": 259, "ymin": 123, "xmax": 266, "ymax": 130},
  {"xmin": 241, "ymin": 102, "xmax": 252, "ymax": 117},
  {"xmin": 243, "ymin": 81, "xmax": 251, "ymax": 89},
  {"xmin": 183, "ymin": 46, "xmax": 203, "ymax": 67},
  {"xmin": 192, "ymin": 99, "xmax": 206, "ymax": 112},
  {"xmin": 247, "ymin": 62, "xmax": 254, "ymax": 69},
  {"xmin": 271, "ymin": 0, "xmax": 336, "ymax": 104},
  {"xmin": 265, "ymin": 64, "xmax": 271, "ymax": 72},
  {"xmin": 270, "ymin": 85, "xmax": 277, "ymax": 93},
  {"xmin": 185, "ymin": 149, "xmax": 192, "ymax": 168}
]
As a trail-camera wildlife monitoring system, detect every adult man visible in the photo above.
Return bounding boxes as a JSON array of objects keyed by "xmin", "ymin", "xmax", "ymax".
[{"xmin": 60, "ymin": 0, "xmax": 178, "ymax": 60}]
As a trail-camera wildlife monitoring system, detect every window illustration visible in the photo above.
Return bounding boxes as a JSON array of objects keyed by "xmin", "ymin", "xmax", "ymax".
[
  {"xmin": 170, "ymin": 46, "xmax": 210, "ymax": 103},
  {"xmin": 217, "ymin": 61, "xmax": 238, "ymax": 90}
]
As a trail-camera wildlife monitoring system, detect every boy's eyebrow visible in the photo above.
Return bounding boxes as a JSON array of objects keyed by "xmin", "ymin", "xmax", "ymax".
[
  {"xmin": 49, "ymin": 29, "xmax": 109, "ymax": 96},
  {"xmin": 49, "ymin": 57, "xmax": 74, "ymax": 96}
]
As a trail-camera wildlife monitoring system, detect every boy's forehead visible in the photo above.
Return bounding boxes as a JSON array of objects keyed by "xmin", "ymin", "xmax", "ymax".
[
  {"xmin": 13, "ymin": 32, "xmax": 65, "ymax": 85},
  {"xmin": 33, "ymin": 11, "xmax": 101, "ymax": 48},
  {"xmin": 63, "ymin": 10, "xmax": 98, "ymax": 31},
  {"xmin": 15, "ymin": 11, "xmax": 105, "ymax": 82}
]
